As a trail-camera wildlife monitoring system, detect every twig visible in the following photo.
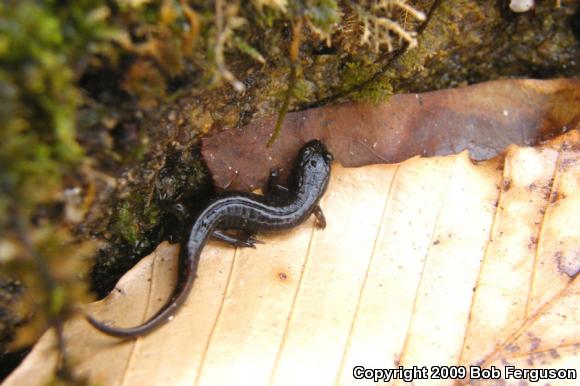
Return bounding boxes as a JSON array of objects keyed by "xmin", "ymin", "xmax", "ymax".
[
  {"xmin": 214, "ymin": 0, "xmax": 245, "ymax": 92},
  {"xmin": 267, "ymin": 17, "xmax": 303, "ymax": 147},
  {"xmin": 348, "ymin": 0, "xmax": 426, "ymax": 52},
  {"xmin": 13, "ymin": 211, "xmax": 77, "ymax": 383}
]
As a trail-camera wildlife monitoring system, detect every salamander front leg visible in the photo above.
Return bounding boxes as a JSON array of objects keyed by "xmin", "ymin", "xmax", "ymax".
[
  {"xmin": 212, "ymin": 230, "xmax": 264, "ymax": 248},
  {"xmin": 313, "ymin": 205, "xmax": 326, "ymax": 230},
  {"xmin": 165, "ymin": 203, "xmax": 191, "ymax": 224},
  {"xmin": 267, "ymin": 168, "xmax": 290, "ymax": 195}
]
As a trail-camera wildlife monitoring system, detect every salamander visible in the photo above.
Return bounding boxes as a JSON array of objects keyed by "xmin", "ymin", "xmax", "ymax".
[{"xmin": 86, "ymin": 140, "xmax": 333, "ymax": 338}]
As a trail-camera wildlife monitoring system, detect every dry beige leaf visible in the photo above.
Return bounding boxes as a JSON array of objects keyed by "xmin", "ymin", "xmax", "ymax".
[{"xmin": 4, "ymin": 131, "xmax": 579, "ymax": 386}]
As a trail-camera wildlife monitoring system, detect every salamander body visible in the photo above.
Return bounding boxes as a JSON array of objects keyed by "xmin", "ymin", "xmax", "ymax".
[{"xmin": 87, "ymin": 140, "xmax": 333, "ymax": 338}]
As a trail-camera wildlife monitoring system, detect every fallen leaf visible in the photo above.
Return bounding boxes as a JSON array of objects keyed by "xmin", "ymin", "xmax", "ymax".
[
  {"xmin": 5, "ymin": 129, "xmax": 579, "ymax": 386},
  {"xmin": 202, "ymin": 79, "xmax": 580, "ymax": 191}
]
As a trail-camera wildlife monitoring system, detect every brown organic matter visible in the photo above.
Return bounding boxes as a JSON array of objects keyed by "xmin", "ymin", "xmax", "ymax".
[{"xmin": 203, "ymin": 79, "xmax": 580, "ymax": 191}]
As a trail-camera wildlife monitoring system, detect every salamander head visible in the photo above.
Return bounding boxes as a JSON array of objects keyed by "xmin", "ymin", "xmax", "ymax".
[
  {"xmin": 294, "ymin": 139, "xmax": 333, "ymax": 192},
  {"xmin": 298, "ymin": 140, "xmax": 333, "ymax": 164}
]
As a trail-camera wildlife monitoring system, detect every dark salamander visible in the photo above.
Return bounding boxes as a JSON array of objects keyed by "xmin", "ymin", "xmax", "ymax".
[{"xmin": 86, "ymin": 140, "xmax": 333, "ymax": 338}]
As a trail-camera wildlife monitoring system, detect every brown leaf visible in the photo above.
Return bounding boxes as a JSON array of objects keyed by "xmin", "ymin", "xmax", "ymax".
[
  {"xmin": 5, "ymin": 130, "xmax": 579, "ymax": 386},
  {"xmin": 203, "ymin": 79, "xmax": 580, "ymax": 191}
]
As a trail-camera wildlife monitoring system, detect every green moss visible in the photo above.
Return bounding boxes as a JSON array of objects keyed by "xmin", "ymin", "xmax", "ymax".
[
  {"xmin": 253, "ymin": 6, "xmax": 282, "ymax": 28},
  {"xmin": 339, "ymin": 59, "xmax": 394, "ymax": 103},
  {"xmin": 303, "ymin": 0, "xmax": 341, "ymax": 36},
  {"xmin": 114, "ymin": 202, "xmax": 139, "ymax": 245},
  {"xmin": 0, "ymin": 2, "xmax": 118, "ymax": 349},
  {"xmin": 0, "ymin": 0, "xmax": 129, "ymax": 219},
  {"xmin": 233, "ymin": 36, "xmax": 266, "ymax": 64},
  {"xmin": 143, "ymin": 203, "xmax": 161, "ymax": 230},
  {"xmin": 0, "ymin": 4, "xmax": 77, "ymax": 217},
  {"xmin": 113, "ymin": 198, "xmax": 160, "ymax": 245},
  {"xmin": 49, "ymin": 286, "xmax": 65, "ymax": 317},
  {"xmin": 292, "ymin": 78, "xmax": 316, "ymax": 102},
  {"xmin": 357, "ymin": 80, "xmax": 394, "ymax": 103},
  {"xmin": 341, "ymin": 61, "xmax": 372, "ymax": 90}
]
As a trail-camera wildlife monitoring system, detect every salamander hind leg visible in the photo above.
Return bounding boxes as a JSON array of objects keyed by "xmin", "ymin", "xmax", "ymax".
[
  {"xmin": 212, "ymin": 230, "xmax": 264, "ymax": 248},
  {"xmin": 313, "ymin": 205, "xmax": 326, "ymax": 230}
]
